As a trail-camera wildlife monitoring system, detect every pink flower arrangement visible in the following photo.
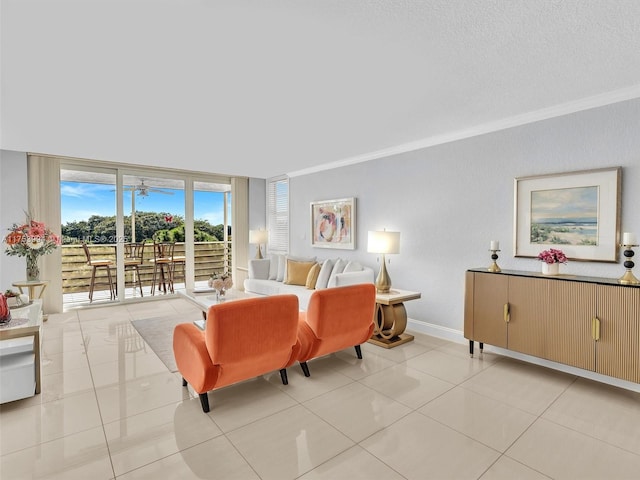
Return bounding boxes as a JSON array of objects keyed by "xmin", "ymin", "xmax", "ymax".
[
  {"xmin": 537, "ymin": 248, "xmax": 568, "ymax": 264},
  {"xmin": 4, "ymin": 217, "xmax": 61, "ymax": 258},
  {"xmin": 208, "ymin": 272, "xmax": 233, "ymax": 291}
]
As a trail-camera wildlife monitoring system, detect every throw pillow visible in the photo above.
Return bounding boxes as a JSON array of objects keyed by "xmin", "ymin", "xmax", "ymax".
[
  {"xmin": 327, "ymin": 258, "xmax": 347, "ymax": 288},
  {"xmin": 283, "ymin": 255, "xmax": 316, "ymax": 282},
  {"xmin": 249, "ymin": 259, "xmax": 270, "ymax": 280},
  {"xmin": 268, "ymin": 254, "xmax": 280, "ymax": 280},
  {"xmin": 315, "ymin": 258, "xmax": 334, "ymax": 289},
  {"xmin": 305, "ymin": 262, "xmax": 321, "ymax": 289},
  {"xmin": 284, "ymin": 260, "xmax": 316, "ymax": 286},
  {"xmin": 276, "ymin": 254, "xmax": 286, "ymax": 282},
  {"xmin": 343, "ymin": 261, "xmax": 363, "ymax": 273}
]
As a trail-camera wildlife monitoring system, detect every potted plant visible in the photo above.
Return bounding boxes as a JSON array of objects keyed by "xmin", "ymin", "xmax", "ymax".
[{"xmin": 537, "ymin": 248, "xmax": 568, "ymax": 275}]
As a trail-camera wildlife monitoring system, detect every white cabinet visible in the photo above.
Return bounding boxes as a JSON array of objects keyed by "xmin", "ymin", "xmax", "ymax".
[{"xmin": 0, "ymin": 301, "xmax": 43, "ymax": 403}]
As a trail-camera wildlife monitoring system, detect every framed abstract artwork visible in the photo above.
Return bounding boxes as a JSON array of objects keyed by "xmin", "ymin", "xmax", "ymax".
[
  {"xmin": 310, "ymin": 197, "xmax": 356, "ymax": 249},
  {"xmin": 514, "ymin": 167, "xmax": 621, "ymax": 262}
]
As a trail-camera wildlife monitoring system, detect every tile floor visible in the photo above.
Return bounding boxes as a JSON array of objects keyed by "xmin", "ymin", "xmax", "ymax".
[{"xmin": 2, "ymin": 297, "xmax": 640, "ymax": 479}]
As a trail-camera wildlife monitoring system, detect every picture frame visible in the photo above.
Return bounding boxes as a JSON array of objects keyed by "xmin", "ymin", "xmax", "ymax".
[
  {"xmin": 310, "ymin": 197, "xmax": 356, "ymax": 249},
  {"xmin": 514, "ymin": 167, "xmax": 621, "ymax": 262}
]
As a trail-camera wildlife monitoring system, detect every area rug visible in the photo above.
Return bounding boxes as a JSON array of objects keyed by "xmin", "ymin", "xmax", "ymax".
[{"xmin": 131, "ymin": 315, "xmax": 199, "ymax": 372}]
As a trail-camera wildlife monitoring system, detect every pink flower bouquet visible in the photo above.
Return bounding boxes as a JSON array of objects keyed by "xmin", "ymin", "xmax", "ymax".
[{"xmin": 537, "ymin": 248, "xmax": 568, "ymax": 264}]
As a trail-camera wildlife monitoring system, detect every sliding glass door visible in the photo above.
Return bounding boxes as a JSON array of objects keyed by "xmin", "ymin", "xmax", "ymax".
[
  {"xmin": 60, "ymin": 167, "xmax": 118, "ymax": 306},
  {"xmin": 193, "ymin": 181, "xmax": 231, "ymax": 288},
  {"xmin": 120, "ymin": 174, "xmax": 185, "ymax": 300},
  {"xmin": 60, "ymin": 163, "xmax": 232, "ymax": 307}
]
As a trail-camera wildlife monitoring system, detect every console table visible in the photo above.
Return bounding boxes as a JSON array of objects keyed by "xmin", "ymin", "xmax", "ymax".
[
  {"xmin": 368, "ymin": 289, "xmax": 421, "ymax": 348},
  {"xmin": 464, "ymin": 269, "xmax": 640, "ymax": 384}
]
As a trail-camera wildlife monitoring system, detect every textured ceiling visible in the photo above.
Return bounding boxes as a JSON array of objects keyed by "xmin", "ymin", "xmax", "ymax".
[{"xmin": 2, "ymin": 0, "xmax": 640, "ymax": 178}]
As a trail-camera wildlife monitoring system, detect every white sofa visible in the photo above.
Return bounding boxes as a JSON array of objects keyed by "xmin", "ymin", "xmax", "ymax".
[{"xmin": 243, "ymin": 254, "xmax": 374, "ymax": 310}]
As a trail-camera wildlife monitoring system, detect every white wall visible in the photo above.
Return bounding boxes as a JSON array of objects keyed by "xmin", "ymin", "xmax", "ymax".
[
  {"xmin": 289, "ymin": 99, "xmax": 640, "ymax": 332},
  {"xmin": 0, "ymin": 150, "xmax": 29, "ymax": 286}
]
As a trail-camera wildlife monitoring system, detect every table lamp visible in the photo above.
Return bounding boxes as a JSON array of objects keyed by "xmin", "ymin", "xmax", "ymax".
[
  {"xmin": 249, "ymin": 229, "xmax": 268, "ymax": 259},
  {"xmin": 368, "ymin": 230, "xmax": 400, "ymax": 293}
]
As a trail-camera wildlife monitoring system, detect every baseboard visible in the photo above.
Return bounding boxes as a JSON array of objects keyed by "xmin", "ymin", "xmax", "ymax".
[
  {"xmin": 407, "ymin": 318, "xmax": 467, "ymax": 344},
  {"xmin": 406, "ymin": 318, "xmax": 640, "ymax": 393}
]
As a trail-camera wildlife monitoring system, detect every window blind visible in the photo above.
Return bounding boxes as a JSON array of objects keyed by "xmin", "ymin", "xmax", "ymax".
[{"xmin": 267, "ymin": 176, "xmax": 289, "ymax": 254}]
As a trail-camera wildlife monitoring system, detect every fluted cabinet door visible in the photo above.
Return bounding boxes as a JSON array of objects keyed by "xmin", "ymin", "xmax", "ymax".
[
  {"xmin": 545, "ymin": 280, "xmax": 596, "ymax": 371},
  {"xmin": 596, "ymin": 286, "xmax": 640, "ymax": 383},
  {"xmin": 471, "ymin": 273, "xmax": 508, "ymax": 348},
  {"xmin": 507, "ymin": 276, "xmax": 548, "ymax": 358}
]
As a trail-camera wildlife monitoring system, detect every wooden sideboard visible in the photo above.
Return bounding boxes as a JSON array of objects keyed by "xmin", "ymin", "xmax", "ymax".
[{"xmin": 464, "ymin": 269, "xmax": 640, "ymax": 384}]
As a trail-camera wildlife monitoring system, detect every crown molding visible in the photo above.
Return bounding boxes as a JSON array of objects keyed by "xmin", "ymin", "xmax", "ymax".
[{"xmin": 288, "ymin": 85, "xmax": 640, "ymax": 178}]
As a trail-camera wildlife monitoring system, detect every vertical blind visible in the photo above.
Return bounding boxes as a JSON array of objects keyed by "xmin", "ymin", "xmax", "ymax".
[{"xmin": 267, "ymin": 176, "xmax": 289, "ymax": 254}]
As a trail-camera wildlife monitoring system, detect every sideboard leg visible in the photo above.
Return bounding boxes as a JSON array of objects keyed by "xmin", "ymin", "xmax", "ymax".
[
  {"xmin": 479, "ymin": 342, "xmax": 484, "ymax": 355},
  {"xmin": 469, "ymin": 340, "xmax": 474, "ymax": 358}
]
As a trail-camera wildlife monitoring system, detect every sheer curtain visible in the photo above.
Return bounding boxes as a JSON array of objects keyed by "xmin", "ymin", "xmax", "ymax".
[
  {"xmin": 28, "ymin": 154, "xmax": 63, "ymax": 313},
  {"xmin": 231, "ymin": 177, "xmax": 249, "ymax": 289}
]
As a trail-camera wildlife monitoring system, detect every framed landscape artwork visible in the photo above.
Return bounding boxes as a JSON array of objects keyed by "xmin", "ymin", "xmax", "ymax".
[
  {"xmin": 514, "ymin": 167, "xmax": 621, "ymax": 262},
  {"xmin": 310, "ymin": 197, "xmax": 356, "ymax": 249}
]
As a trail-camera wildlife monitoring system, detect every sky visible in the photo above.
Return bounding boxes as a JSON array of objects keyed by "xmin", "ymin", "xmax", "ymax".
[{"xmin": 60, "ymin": 181, "xmax": 229, "ymax": 226}]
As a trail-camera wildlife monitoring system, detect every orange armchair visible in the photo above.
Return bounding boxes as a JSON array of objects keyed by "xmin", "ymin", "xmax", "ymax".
[
  {"xmin": 173, "ymin": 295, "xmax": 300, "ymax": 412},
  {"xmin": 297, "ymin": 284, "xmax": 376, "ymax": 377}
]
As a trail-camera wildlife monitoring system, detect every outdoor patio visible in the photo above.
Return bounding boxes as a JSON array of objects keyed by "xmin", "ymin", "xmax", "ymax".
[{"xmin": 61, "ymin": 242, "xmax": 229, "ymax": 309}]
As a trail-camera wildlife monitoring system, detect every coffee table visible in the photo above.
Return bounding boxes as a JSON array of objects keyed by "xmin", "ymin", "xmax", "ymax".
[{"xmin": 177, "ymin": 288, "xmax": 259, "ymax": 326}]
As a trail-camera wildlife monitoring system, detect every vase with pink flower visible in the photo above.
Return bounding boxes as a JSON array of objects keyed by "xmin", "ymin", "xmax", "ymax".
[
  {"xmin": 208, "ymin": 272, "xmax": 233, "ymax": 299},
  {"xmin": 537, "ymin": 248, "xmax": 568, "ymax": 275},
  {"xmin": 4, "ymin": 216, "xmax": 61, "ymax": 281}
]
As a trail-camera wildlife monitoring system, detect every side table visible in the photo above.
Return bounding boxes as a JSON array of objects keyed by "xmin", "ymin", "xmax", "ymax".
[
  {"xmin": 12, "ymin": 280, "xmax": 49, "ymax": 321},
  {"xmin": 368, "ymin": 289, "xmax": 421, "ymax": 349}
]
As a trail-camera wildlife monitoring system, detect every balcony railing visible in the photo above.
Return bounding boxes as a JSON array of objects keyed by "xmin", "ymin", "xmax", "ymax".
[{"xmin": 62, "ymin": 242, "xmax": 231, "ymax": 297}]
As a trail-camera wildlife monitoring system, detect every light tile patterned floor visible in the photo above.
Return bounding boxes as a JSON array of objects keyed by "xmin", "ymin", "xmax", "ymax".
[{"xmin": 2, "ymin": 297, "xmax": 640, "ymax": 479}]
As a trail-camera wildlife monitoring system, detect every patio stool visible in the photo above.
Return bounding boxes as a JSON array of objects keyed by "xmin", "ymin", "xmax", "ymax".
[
  {"xmin": 82, "ymin": 243, "xmax": 116, "ymax": 303},
  {"xmin": 171, "ymin": 255, "xmax": 186, "ymax": 289},
  {"xmin": 151, "ymin": 241, "xmax": 175, "ymax": 295},
  {"xmin": 124, "ymin": 242, "xmax": 145, "ymax": 297}
]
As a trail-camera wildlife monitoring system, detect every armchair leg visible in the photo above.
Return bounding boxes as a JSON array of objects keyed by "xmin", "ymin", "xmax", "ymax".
[
  {"xmin": 279, "ymin": 368, "xmax": 288, "ymax": 385},
  {"xmin": 354, "ymin": 345, "xmax": 363, "ymax": 359},
  {"xmin": 199, "ymin": 393, "xmax": 210, "ymax": 413},
  {"xmin": 182, "ymin": 377, "xmax": 187, "ymax": 387},
  {"xmin": 300, "ymin": 362, "xmax": 310, "ymax": 377}
]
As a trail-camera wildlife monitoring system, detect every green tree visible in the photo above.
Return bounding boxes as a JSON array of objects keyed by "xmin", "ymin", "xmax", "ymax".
[{"xmin": 62, "ymin": 212, "xmax": 225, "ymax": 244}]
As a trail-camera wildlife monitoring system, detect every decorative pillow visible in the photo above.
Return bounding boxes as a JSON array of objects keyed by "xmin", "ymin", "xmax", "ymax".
[
  {"xmin": 276, "ymin": 254, "xmax": 287, "ymax": 282},
  {"xmin": 327, "ymin": 258, "xmax": 348, "ymax": 288},
  {"xmin": 284, "ymin": 260, "xmax": 316, "ymax": 286},
  {"xmin": 283, "ymin": 255, "xmax": 316, "ymax": 282},
  {"xmin": 305, "ymin": 262, "xmax": 321, "ymax": 289},
  {"xmin": 249, "ymin": 259, "xmax": 270, "ymax": 280},
  {"xmin": 343, "ymin": 261, "xmax": 363, "ymax": 273},
  {"xmin": 315, "ymin": 258, "xmax": 334, "ymax": 290},
  {"xmin": 268, "ymin": 254, "xmax": 280, "ymax": 280}
]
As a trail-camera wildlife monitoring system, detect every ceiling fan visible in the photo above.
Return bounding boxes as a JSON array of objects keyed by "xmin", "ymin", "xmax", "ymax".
[{"xmin": 124, "ymin": 180, "xmax": 174, "ymax": 197}]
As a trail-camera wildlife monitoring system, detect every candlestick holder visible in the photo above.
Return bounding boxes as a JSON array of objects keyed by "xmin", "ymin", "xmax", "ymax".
[
  {"xmin": 619, "ymin": 244, "xmax": 640, "ymax": 285},
  {"xmin": 488, "ymin": 249, "xmax": 501, "ymax": 273}
]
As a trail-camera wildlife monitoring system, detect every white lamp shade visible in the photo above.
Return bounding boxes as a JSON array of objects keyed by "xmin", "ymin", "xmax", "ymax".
[
  {"xmin": 249, "ymin": 230, "xmax": 269, "ymax": 244},
  {"xmin": 367, "ymin": 230, "xmax": 400, "ymax": 254}
]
